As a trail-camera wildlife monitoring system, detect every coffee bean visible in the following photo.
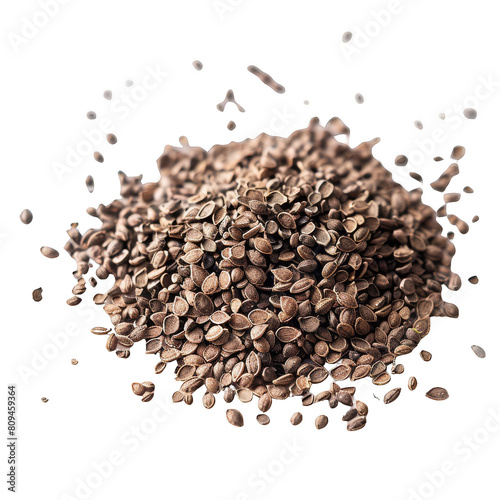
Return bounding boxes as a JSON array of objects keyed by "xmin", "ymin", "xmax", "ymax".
[
  {"xmin": 420, "ymin": 350, "xmax": 432, "ymax": 362},
  {"xmin": 408, "ymin": 376, "xmax": 417, "ymax": 391},
  {"xmin": 426, "ymin": 387, "xmax": 449, "ymax": 401},
  {"xmin": 383, "ymin": 388, "xmax": 401, "ymax": 404},
  {"xmin": 471, "ymin": 345, "xmax": 486, "ymax": 358},
  {"xmin": 315, "ymin": 415, "xmax": 328, "ymax": 429},
  {"xmin": 463, "ymin": 186, "xmax": 474, "ymax": 193},
  {"xmin": 132, "ymin": 383, "xmax": 145, "ymax": 396},
  {"xmin": 290, "ymin": 412, "xmax": 303, "ymax": 425},
  {"xmin": 257, "ymin": 414, "xmax": 270, "ymax": 425},
  {"xmin": 40, "ymin": 246, "xmax": 59, "ymax": 259},
  {"xmin": 463, "ymin": 108, "xmax": 477, "ymax": 119},
  {"xmin": 32, "ymin": 287, "xmax": 43, "ymax": 302},
  {"xmin": 20, "ymin": 209, "xmax": 33, "ymax": 224},
  {"xmin": 347, "ymin": 416, "xmax": 366, "ymax": 431},
  {"xmin": 226, "ymin": 409, "xmax": 244, "ymax": 427}
]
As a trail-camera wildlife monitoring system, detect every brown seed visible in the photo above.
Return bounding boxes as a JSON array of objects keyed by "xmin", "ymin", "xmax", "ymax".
[
  {"xmin": 395, "ymin": 155, "xmax": 408, "ymax": 166},
  {"xmin": 342, "ymin": 31, "xmax": 352, "ymax": 42},
  {"xmin": 94, "ymin": 152, "xmax": 104, "ymax": 163},
  {"xmin": 408, "ymin": 376, "xmax": 418, "ymax": 391},
  {"xmin": 32, "ymin": 287, "xmax": 43, "ymax": 302},
  {"xmin": 315, "ymin": 415, "xmax": 328, "ymax": 429},
  {"xmin": 463, "ymin": 108, "xmax": 477, "ymax": 119},
  {"xmin": 132, "ymin": 383, "xmax": 145, "ymax": 396},
  {"xmin": 40, "ymin": 246, "xmax": 59, "ymax": 259},
  {"xmin": 66, "ymin": 296, "xmax": 82, "ymax": 306},
  {"xmin": 471, "ymin": 345, "xmax": 486, "ymax": 358},
  {"xmin": 356, "ymin": 401, "xmax": 369, "ymax": 416},
  {"xmin": 383, "ymin": 387, "xmax": 401, "ymax": 404},
  {"xmin": 426, "ymin": 387, "xmax": 449, "ymax": 401},
  {"xmin": 355, "ymin": 93, "xmax": 364, "ymax": 104},
  {"xmin": 20, "ymin": 209, "xmax": 33, "ymax": 224},
  {"xmin": 106, "ymin": 134, "xmax": 117, "ymax": 145},
  {"xmin": 227, "ymin": 121, "xmax": 236, "ymax": 131},
  {"xmin": 41, "ymin": 397, "xmax": 49, "ymax": 403},
  {"xmin": 290, "ymin": 412, "xmax": 303, "ymax": 426},
  {"xmin": 226, "ymin": 409, "xmax": 244, "ymax": 427},
  {"xmin": 192, "ymin": 60, "xmax": 203, "ymax": 70},
  {"xmin": 141, "ymin": 391, "xmax": 154, "ymax": 402},
  {"xmin": 86, "ymin": 175, "xmax": 94, "ymax": 193},
  {"xmin": 451, "ymin": 145, "xmax": 465, "ymax": 160},
  {"xmin": 71, "ymin": 358, "xmax": 78, "ymax": 365},
  {"xmin": 420, "ymin": 350, "xmax": 432, "ymax": 362},
  {"xmin": 347, "ymin": 416, "xmax": 366, "ymax": 431},
  {"xmin": 257, "ymin": 414, "xmax": 270, "ymax": 425}
]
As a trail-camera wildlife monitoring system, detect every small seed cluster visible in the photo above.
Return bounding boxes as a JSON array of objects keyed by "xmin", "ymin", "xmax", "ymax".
[
  {"xmin": 131, "ymin": 381, "xmax": 155, "ymax": 402},
  {"xmin": 65, "ymin": 118, "xmax": 461, "ymax": 430}
]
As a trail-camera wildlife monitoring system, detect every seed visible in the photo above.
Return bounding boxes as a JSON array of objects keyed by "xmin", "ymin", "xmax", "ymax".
[
  {"xmin": 86, "ymin": 175, "xmax": 94, "ymax": 193},
  {"xmin": 463, "ymin": 108, "xmax": 477, "ymax": 119},
  {"xmin": 94, "ymin": 152, "xmax": 104, "ymax": 163},
  {"xmin": 41, "ymin": 397, "xmax": 49, "ymax": 403},
  {"xmin": 87, "ymin": 111, "xmax": 96, "ymax": 119},
  {"xmin": 356, "ymin": 401, "xmax": 369, "ymax": 416},
  {"xmin": 395, "ymin": 155, "xmax": 408, "ymax": 166},
  {"xmin": 420, "ymin": 350, "xmax": 432, "ymax": 362},
  {"xmin": 132, "ymin": 383, "xmax": 145, "ymax": 396},
  {"xmin": 383, "ymin": 388, "xmax": 401, "ymax": 404},
  {"xmin": 290, "ymin": 412, "xmax": 303, "ymax": 425},
  {"xmin": 227, "ymin": 121, "xmax": 236, "ymax": 130},
  {"xmin": 71, "ymin": 358, "xmax": 78, "ymax": 365},
  {"xmin": 226, "ymin": 409, "xmax": 244, "ymax": 427},
  {"xmin": 103, "ymin": 90, "xmax": 112, "ymax": 100},
  {"xmin": 342, "ymin": 31, "xmax": 352, "ymax": 42},
  {"xmin": 426, "ymin": 387, "xmax": 449, "ymax": 401},
  {"xmin": 471, "ymin": 345, "xmax": 486, "ymax": 358},
  {"xmin": 257, "ymin": 414, "xmax": 270, "ymax": 425},
  {"xmin": 66, "ymin": 296, "xmax": 82, "ymax": 306},
  {"xmin": 347, "ymin": 416, "xmax": 366, "ymax": 431},
  {"xmin": 142, "ymin": 391, "xmax": 154, "ymax": 402},
  {"xmin": 192, "ymin": 60, "xmax": 203, "ymax": 71},
  {"xmin": 40, "ymin": 246, "xmax": 59, "ymax": 259},
  {"xmin": 355, "ymin": 93, "xmax": 364, "ymax": 104},
  {"xmin": 20, "ymin": 209, "xmax": 33, "ymax": 224},
  {"xmin": 408, "ymin": 376, "xmax": 418, "ymax": 391},
  {"xmin": 451, "ymin": 145, "xmax": 465, "ymax": 160},
  {"xmin": 315, "ymin": 415, "xmax": 328, "ymax": 429},
  {"xmin": 32, "ymin": 287, "xmax": 43, "ymax": 302},
  {"xmin": 414, "ymin": 120, "xmax": 423, "ymax": 130}
]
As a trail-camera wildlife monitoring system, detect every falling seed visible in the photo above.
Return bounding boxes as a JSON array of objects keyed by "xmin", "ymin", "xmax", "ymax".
[
  {"xmin": 436, "ymin": 205, "xmax": 447, "ymax": 218},
  {"xmin": 463, "ymin": 108, "xmax": 477, "ymax": 119},
  {"xmin": 444, "ymin": 193, "xmax": 461, "ymax": 203},
  {"xmin": 179, "ymin": 136, "xmax": 189, "ymax": 147},
  {"xmin": 447, "ymin": 231, "xmax": 455, "ymax": 240},
  {"xmin": 425, "ymin": 387, "xmax": 449, "ymax": 401},
  {"xmin": 66, "ymin": 296, "xmax": 82, "ymax": 306},
  {"xmin": 192, "ymin": 60, "xmax": 203, "ymax": 71},
  {"xmin": 85, "ymin": 175, "xmax": 94, "ymax": 193},
  {"xmin": 290, "ymin": 412, "xmax": 303, "ymax": 425},
  {"xmin": 41, "ymin": 397, "xmax": 49, "ymax": 403},
  {"xmin": 472, "ymin": 215, "xmax": 479, "ymax": 223},
  {"xmin": 20, "ymin": 209, "xmax": 33, "ymax": 224},
  {"xmin": 32, "ymin": 287, "xmax": 43, "ymax": 302},
  {"xmin": 408, "ymin": 376, "xmax": 418, "ymax": 391},
  {"xmin": 409, "ymin": 172, "xmax": 423, "ymax": 183},
  {"xmin": 40, "ymin": 246, "xmax": 59, "ymax": 259},
  {"xmin": 471, "ymin": 345, "xmax": 486, "ymax": 358},
  {"xmin": 89, "ymin": 277, "xmax": 97, "ymax": 287},
  {"xmin": 395, "ymin": 155, "xmax": 408, "ymax": 166},
  {"xmin": 226, "ymin": 409, "xmax": 244, "ymax": 427},
  {"xmin": 227, "ymin": 121, "xmax": 236, "ymax": 131},
  {"xmin": 103, "ymin": 90, "xmax": 112, "ymax": 100},
  {"xmin": 463, "ymin": 186, "xmax": 474, "ymax": 193},
  {"xmin": 71, "ymin": 358, "xmax": 78, "ymax": 365},
  {"xmin": 106, "ymin": 134, "xmax": 117, "ymax": 145},
  {"xmin": 439, "ymin": 113, "xmax": 446, "ymax": 120},
  {"xmin": 125, "ymin": 80, "xmax": 134, "ymax": 87},
  {"xmin": 94, "ymin": 152, "xmax": 104, "ymax": 163},
  {"xmin": 304, "ymin": 100, "xmax": 310, "ymax": 105},
  {"xmin": 315, "ymin": 415, "xmax": 328, "ymax": 429},
  {"xmin": 342, "ymin": 31, "xmax": 352, "ymax": 43},
  {"xmin": 247, "ymin": 65, "xmax": 285, "ymax": 94},
  {"xmin": 414, "ymin": 120, "xmax": 423, "ymax": 130},
  {"xmin": 434, "ymin": 157, "xmax": 443, "ymax": 162},
  {"xmin": 256, "ymin": 414, "xmax": 270, "ymax": 425},
  {"xmin": 468, "ymin": 276, "xmax": 479, "ymax": 284},
  {"xmin": 216, "ymin": 90, "xmax": 245, "ymax": 112},
  {"xmin": 451, "ymin": 145, "xmax": 465, "ymax": 160},
  {"xmin": 420, "ymin": 350, "xmax": 432, "ymax": 362},
  {"xmin": 355, "ymin": 93, "xmax": 364, "ymax": 104},
  {"xmin": 383, "ymin": 388, "xmax": 401, "ymax": 404}
]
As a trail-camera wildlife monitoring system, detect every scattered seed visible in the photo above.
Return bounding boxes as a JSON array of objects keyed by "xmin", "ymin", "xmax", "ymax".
[
  {"xmin": 420, "ymin": 350, "xmax": 432, "ymax": 362},
  {"xmin": 226, "ymin": 409, "xmax": 244, "ymax": 427},
  {"xmin": 86, "ymin": 175, "xmax": 94, "ymax": 193},
  {"xmin": 408, "ymin": 376, "xmax": 418, "ymax": 391},
  {"xmin": 355, "ymin": 93, "xmax": 364, "ymax": 104},
  {"xmin": 471, "ymin": 345, "xmax": 486, "ymax": 358},
  {"xmin": 20, "ymin": 209, "xmax": 33, "ymax": 224},
  {"xmin": 41, "ymin": 397, "xmax": 48, "ymax": 403},
  {"xmin": 103, "ymin": 90, "xmax": 112, "ymax": 100},
  {"xmin": 71, "ymin": 358, "xmax": 78, "ymax": 365},
  {"xmin": 257, "ymin": 414, "xmax": 270, "ymax": 425},
  {"xmin": 342, "ymin": 31, "xmax": 352, "ymax": 42},
  {"xmin": 290, "ymin": 412, "xmax": 303, "ymax": 426},
  {"xmin": 383, "ymin": 388, "xmax": 401, "ymax": 404},
  {"xmin": 395, "ymin": 155, "xmax": 408, "ymax": 166},
  {"xmin": 192, "ymin": 60, "xmax": 203, "ymax": 71},
  {"xmin": 32, "ymin": 287, "xmax": 43, "ymax": 302},
  {"xmin": 106, "ymin": 134, "xmax": 117, "ymax": 145},
  {"xmin": 463, "ymin": 108, "xmax": 477, "ymax": 119},
  {"xmin": 40, "ymin": 246, "xmax": 59, "ymax": 259},
  {"xmin": 426, "ymin": 387, "xmax": 449, "ymax": 401},
  {"xmin": 315, "ymin": 415, "xmax": 328, "ymax": 429},
  {"xmin": 414, "ymin": 120, "xmax": 423, "ymax": 130},
  {"xmin": 94, "ymin": 152, "xmax": 104, "ymax": 163}
]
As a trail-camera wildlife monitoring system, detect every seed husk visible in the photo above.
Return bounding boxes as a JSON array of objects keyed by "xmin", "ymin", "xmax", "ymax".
[
  {"xmin": 420, "ymin": 350, "xmax": 432, "ymax": 362},
  {"xmin": 426, "ymin": 387, "xmax": 449, "ymax": 401},
  {"xmin": 32, "ymin": 287, "xmax": 43, "ymax": 302},
  {"xmin": 20, "ymin": 209, "xmax": 33, "ymax": 224},
  {"xmin": 471, "ymin": 345, "xmax": 486, "ymax": 358},
  {"xmin": 71, "ymin": 358, "xmax": 78, "ymax": 365},
  {"xmin": 41, "ymin": 397, "xmax": 49, "ymax": 403},
  {"xmin": 226, "ymin": 409, "xmax": 244, "ymax": 427}
]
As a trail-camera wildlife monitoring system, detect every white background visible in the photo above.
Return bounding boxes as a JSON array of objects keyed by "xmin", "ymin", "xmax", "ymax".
[{"xmin": 1, "ymin": 1, "xmax": 499, "ymax": 499}]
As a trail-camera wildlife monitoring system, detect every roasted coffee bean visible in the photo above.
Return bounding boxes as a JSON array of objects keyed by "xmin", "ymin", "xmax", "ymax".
[
  {"xmin": 383, "ymin": 388, "xmax": 401, "ymax": 404},
  {"xmin": 420, "ymin": 350, "xmax": 432, "ymax": 362},
  {"xmin": 226, "ymin": 409, "xmax": 244, "ymax": 427},
  {"xmin": 20, "ymin": 209, "xmax": 33, "ymax": 224},
  {"xmin": 315, "ymin": 415, "xmax": 328, "ymax": 429},
  {"xmin": 290, "ymin": 412, "xmax": 303, "ymax": 426},
  {"xmin": 426, "ymin": 387, "xmax": 449, "ymax": 401},
  {"xmin": 408, "ymin": 376, "xmax": 418, "ymax": 391}
]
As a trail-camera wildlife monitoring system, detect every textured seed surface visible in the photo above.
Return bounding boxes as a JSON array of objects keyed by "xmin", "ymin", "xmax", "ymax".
[{"xmin": 426, "ymin": 387, "xmax": 449, "ymax": 401}]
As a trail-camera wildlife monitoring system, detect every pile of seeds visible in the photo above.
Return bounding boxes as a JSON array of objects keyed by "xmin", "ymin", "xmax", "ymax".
[{"xmin": 64, "ymin": 117, "xmax": 460, "ymax": 430}]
